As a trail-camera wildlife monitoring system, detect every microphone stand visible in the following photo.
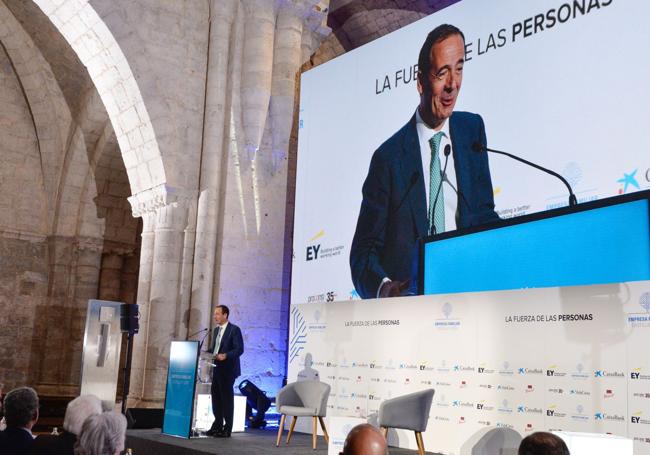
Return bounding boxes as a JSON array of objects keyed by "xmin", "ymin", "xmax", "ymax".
[{"xmin": 473, "ymin": 143, "xmax": 577, "ymax": 206}]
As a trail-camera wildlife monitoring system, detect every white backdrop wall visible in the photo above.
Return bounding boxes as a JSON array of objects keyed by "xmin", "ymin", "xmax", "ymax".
[
  {"xmin": 291, "ymin": 0, "xmax": 650, "ymax": 305},
  {"xmin": 287, "ymin": 281, "xmax": 650, "ymax": 454}
]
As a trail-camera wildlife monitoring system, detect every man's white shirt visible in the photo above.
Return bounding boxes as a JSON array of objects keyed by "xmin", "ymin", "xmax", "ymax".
[{"xmin": 415, "ymin": 108, "xmax": 459, "ymax": 233}]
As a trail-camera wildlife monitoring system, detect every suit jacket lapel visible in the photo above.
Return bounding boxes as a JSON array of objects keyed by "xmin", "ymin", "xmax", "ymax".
[
  {"xmin": 400, "ymin": 114, "xmax": 427, "ymax": 239},
  {"xmin": 449, "ymin": 113, "xmax": 469, "ymax": 226}
]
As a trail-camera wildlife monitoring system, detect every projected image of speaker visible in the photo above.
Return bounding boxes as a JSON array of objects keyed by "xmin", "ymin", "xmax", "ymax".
[
  {"xmin": 120, "ymin": 303, "xmax": 139, "ymax": 334},
  {"xmin": 238, "ymin": 380, "xmax": 272, "ymax": 428}
]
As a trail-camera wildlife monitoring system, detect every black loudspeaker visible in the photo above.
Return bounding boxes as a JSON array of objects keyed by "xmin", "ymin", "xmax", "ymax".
[
  {"xmin": 126, "ymin": 408, "xmax": 163, "ymax": 429},
  {"xmin": 120, "ymin": 304, "xmax": 139, "ymax": 333}
]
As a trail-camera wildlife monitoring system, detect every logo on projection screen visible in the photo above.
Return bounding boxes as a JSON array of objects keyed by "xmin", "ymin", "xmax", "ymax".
[
  {"xmin": 434, "ymin": 302, "xmax": 461, "ymax": 328},
  {"xmin": 628, "ymin": 292, "xmax": 650, "ymax": 325},
  {"xmin": 289, "ymin": 307, "xmax": 306, "ymax": 364},
  {"xmin": 617, "ymin": 169, "xmax": 640, "ymax": 194}
]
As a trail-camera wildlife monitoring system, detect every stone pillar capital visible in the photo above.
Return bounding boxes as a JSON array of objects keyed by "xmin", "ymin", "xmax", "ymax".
[{"xmin": 128, "ymin": 184, "xmax": 197, "ymax": 218}]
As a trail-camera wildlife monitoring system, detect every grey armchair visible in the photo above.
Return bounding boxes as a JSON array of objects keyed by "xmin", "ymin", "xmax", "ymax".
[
  {"xmin": 275, "ymin": 380, "xmax": 331, "ymax": 450},
  {"xmin": 378, "ymin": 389, "xmax": 435, "ymax": 455}
]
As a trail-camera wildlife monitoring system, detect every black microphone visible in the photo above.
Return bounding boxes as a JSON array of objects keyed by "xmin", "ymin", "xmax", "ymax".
[
  {"xmin": 472, "ymin": 142, "xmax": 577, "ymax": 206},
  {"xmin": 198, "ymin": 329, "xmax": 210, "ymax": 351},
  {"xmin": 188, "ymin": 327, "xmax": 208, "ymax": 339},
  {"xmin": 359, "ymin": 171, "xmax": 420, "ymax": 298},
  {"xmin": 430, "ymin": 144, "xmax": 451, "ymax": 235},
  {"xmin": 441, "ymin": 171, "xmax": 471, "ymax": 215}
]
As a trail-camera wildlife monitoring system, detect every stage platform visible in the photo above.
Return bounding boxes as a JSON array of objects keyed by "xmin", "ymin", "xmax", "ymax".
[{"xmin": 125, "ymin": 428, "xmax": 439, "ymax": 454}]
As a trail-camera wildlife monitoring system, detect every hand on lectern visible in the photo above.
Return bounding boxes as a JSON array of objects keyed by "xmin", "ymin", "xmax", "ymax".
[{"xmin": 379, "ymin": 279, "xmax": 410, "ymax": 298}]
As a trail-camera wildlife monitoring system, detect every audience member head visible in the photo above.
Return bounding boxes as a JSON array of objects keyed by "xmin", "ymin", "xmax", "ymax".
[
  {"xmin": 340, "ymin": 423, "xmax": 388, "ymax": 455},
  {"xmin": 75, "ymin": 411, "xmax": 127, "ymax": 455},
  {"xmin": 3, "ymin": 387, "xmax": 39, "ymax": 429},
  {"xmin": 63, "ymin": 395, "xmax": 103, "ymax": 435},
  {"xmin": 519, "ymin": 432, "xmax": 570, "ymax": 455}
]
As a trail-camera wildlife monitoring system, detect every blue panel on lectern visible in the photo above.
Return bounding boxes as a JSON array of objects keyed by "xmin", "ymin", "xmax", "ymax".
[
  {"xmin": 163, "ymin": 341, "xmax": 198, "ymax": 438},
  {"xmin": 423, "ymin": 199, "xmax": 650, "ymax": 295}
]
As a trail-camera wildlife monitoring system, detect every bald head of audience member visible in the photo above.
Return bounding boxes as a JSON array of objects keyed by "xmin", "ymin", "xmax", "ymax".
[
  {"xmin": 519, "ymin": 432, "xmax": 570, "ymax": 455},
  {"xmin": 340, "ymin": 424, "xmax": 388, "ymax": 455}
]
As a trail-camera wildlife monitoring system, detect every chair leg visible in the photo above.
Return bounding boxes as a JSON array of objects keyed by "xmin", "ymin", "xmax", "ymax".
[
  {"xmin": 286, "ymin": 416, "xmax": 297, "ymax": 444},
  {"xmin": 312, "ymin": 416, "xmax": 317, "ymax": 450},
  {"xmin": 318, "ymin": 416, "xmax": 329, "ymax": 443},
  {"xmin": 276, "ymin": 414, "xmax": 286, "ymax": 447},
  {"xmin": 415, "ymin": 431, "xmax": 425, "ymax": 455},
  {"xmin": 381, "ymin": 427, "xmax": 388, "ymax": 439}
]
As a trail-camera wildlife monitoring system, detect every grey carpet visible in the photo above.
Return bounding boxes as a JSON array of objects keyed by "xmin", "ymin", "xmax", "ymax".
[{"xmin": 125, "ymin": 428, "xmax": 440, "ymax": 454}]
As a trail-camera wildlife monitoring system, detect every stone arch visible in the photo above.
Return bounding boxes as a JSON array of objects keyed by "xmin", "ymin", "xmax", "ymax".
[{"xmin": 32, "ymin": 0, "xmax": 166, "ymax": 196}]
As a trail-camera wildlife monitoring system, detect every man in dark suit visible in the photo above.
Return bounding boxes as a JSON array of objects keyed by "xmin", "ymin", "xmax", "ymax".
[
  {"xmin": 350, "ymin": 24, "xmax": 499, "ymax": 299},
  {"xmin": 206, "ymin": 305, "xmax": 244, "ymax": 438},
  {"xmin": 0, "ymin": 387, "xmax": 39, "ymax": 455}
]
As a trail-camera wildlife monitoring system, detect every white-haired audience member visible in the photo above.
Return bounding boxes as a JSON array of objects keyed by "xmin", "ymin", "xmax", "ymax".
[
  {"xmin": 31, "ymin": 394, "xmax": 103, "ymax": 455},
  {"xmin": 0, "ymin": 387, "xmax": 40, "ymax": 455},
  {"xmin": 74, "ymin": 411, "xmax": 127, "ymax": 455}
]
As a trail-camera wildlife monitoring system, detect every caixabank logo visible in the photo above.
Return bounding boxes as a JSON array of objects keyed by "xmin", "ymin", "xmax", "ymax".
[
  {"xmin": 593, "ymin": 369, "xmax": 625, "ymax": 379},
  {"xmin": 518, "ymin": 367, "xmax": 543, "ymax": 375},
  {"xmin": 517, "ymin": 405, "xmax": 543, "ymax": 415},
  {"xmin": 617, "ymin": 169, "xmax": 640, "ymax": 194},
  {"xmin": 594, "ymin": 412, "xmax": 625, "ymax": 422}
]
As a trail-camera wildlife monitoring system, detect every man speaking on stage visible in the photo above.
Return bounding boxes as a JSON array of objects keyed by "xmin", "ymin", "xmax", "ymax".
[
  {"xmin": 206, "ymin": 305, "xmax": 244, "ymax": 438},
  {"xmin": 350, "ymin": 24, "xmax": 499, "ymax": 299}
]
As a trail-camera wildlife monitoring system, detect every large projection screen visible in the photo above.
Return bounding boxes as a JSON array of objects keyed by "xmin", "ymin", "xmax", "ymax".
[{"xmin": 291, "ymin": 0, "xmax": 650, "ymax": 305}]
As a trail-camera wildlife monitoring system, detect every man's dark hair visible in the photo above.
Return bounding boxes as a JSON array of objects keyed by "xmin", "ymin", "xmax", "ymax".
[
  {"xmin": 3, "ymin": 387, "xmax": 39, "ymax": 427},
  {"xmin": 216, "ymin": 305, "xmax": 230, "ymax": 318},
  {"xmin": 519, "ymin": 432, "xmax": 570, "ymax": 455},
  {"xmin": 417, "ymin": 24, "xmax": 465, "ymax": 81}
]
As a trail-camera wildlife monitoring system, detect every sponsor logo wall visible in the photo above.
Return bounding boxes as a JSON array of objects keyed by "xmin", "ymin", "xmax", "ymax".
[
  {"xmin": 291, "ymin": 0, "xmax": 650, "ymax": 305},
  {"xmin": 288, "ymin": 281, "xmax": 650, "ymax": 454}
]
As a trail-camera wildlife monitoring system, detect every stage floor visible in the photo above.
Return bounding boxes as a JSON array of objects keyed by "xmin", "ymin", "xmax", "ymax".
[{"xmin": 126, "ymin": 428, "xmax": 440, "ymax": 454}]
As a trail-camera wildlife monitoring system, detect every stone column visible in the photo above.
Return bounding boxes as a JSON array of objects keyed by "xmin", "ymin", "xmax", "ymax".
[
  {"xmin": 187, "ymin": 0, "xmax": 239, "ymax": 336},
  {"xmin": 126, "ymin": 209, "xmax": 155, "ymax": 407},
  {"xmin": 270, "ymin": 1, "xmax": 306, "ymax": 172},
  {"xmin": 241, "ymin": 0, "xmax": 276, "ymax": 159},
  {"xmin": 127, "ymin": 185, "xmax": 195, "ymax": 406}
]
